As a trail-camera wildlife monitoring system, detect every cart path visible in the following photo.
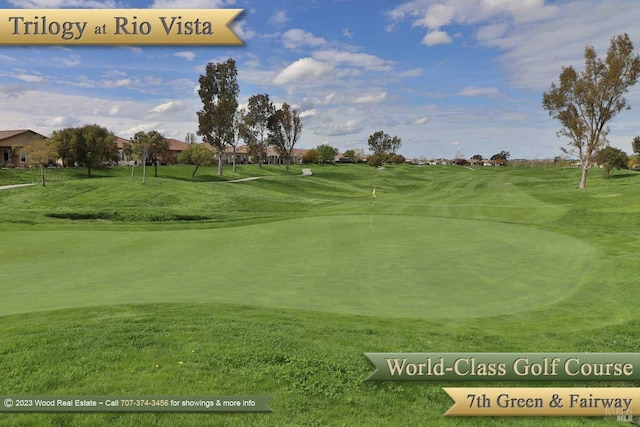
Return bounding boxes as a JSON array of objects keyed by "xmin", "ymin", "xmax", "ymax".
[{"xmin": 0, "ymin": 183, "xmax": 35, "ymax": 190}]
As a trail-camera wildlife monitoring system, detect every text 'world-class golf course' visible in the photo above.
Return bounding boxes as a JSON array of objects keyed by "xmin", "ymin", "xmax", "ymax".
[{"xmin": 0, "ymin": 214, "xmax": 594, "ymax": 318}]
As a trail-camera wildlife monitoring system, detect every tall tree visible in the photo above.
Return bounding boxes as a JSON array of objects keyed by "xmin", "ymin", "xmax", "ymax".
[
  {"xmin": 632, "ymin": 136, "xmax": 640, "ymax": 155},
  {"xmin": 197, "ymin": 58, "xmax": 239, "ymax": 176},
  {"xmin": 367, "ymin": 131, "xmax": 401, "ymax": 157},
  {"xmin": 178, "ymin": 143, "xmax": 216, "ymax": 177},
  {"xmin": 229, "ymin": 109, "xmax": 246, "ymax": 173},
  {"xmin": 244, "ymin": 93, "xmax": 274, "ymax": 168},
  {"xmin": 268, "ymin": 102, "xmax": 302, "ymax": 172},
  {"xmin": 23, "ymin": 136, "xmax": 57, "ymax": 187},
  {"xmin": 316, "ymin": 144, "xmax": 338, "ymax": 163},
  {"xmin": 51, "ymin": 124, "xmax": 117, "ymax": 177},
  {"xmin": 130, "ymin": 130, "xmax": 169, "ymax": 183},
  {"xmin": 185, "ymin": 132, "xmax": 197, "ymax": 144},
  {"xmin": 543, "ymin": 33, "xmax": 640, "ymax": 189}
]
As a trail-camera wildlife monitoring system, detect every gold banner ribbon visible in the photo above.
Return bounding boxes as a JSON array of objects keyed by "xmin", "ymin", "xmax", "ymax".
[
  {"xmin": 0, "ymin": 9, "xmax": 243, "ymax": 45},
  {"xmin": 444, "ymin": 388, "xmax": 639, "ymax": 416}
]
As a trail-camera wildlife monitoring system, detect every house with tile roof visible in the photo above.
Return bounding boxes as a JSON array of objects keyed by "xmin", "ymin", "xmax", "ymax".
[{"xmin": 0, "ymin": 129, "xmax": 48, "ymax": 167}]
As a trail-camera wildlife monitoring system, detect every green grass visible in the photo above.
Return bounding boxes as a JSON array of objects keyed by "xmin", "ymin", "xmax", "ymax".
[
  {"xmin": 0, "ymin": 215, "xmax": 595, "ymax": 319},
  {"xmin": 0, "ymin": 163, "xmax": 639, "ymax": 426}
]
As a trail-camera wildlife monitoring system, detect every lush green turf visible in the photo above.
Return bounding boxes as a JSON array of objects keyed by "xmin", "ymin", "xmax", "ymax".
[
  {"xmin": 0, "ymin": 215, "xmax": 595, "ymax": 319},
  {"xmin": 0, "ymin": 163, "xmax": 639, "ymax": 426}
]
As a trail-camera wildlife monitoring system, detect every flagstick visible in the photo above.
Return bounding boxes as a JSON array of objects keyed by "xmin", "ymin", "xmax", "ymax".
[{"xmin": 370, "ymin": 186, "xmax": 376, "ymax": 229}]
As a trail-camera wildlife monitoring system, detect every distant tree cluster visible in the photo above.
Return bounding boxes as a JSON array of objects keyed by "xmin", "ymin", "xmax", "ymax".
[
  {"xmin": 197, "ymin": 58, "xmax": 303, "ymax": 175},
  {"xmin": 490, "ymin": 150, "xmax": 510, "ymax": 166},
  {"xmin": 302, "ymin": 144, "xmax": 339, "ymax": 164},
  {"xmin": 367, "ymin": 131, "xmax": 404, "ymax": 166}
]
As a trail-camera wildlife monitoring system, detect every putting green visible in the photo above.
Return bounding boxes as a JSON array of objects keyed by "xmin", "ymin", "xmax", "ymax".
[{"xmin": 0, "ymin": 215, "xmax": 595, "ymax": 318}]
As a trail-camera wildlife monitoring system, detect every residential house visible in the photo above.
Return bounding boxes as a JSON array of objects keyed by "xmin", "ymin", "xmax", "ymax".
[
  {"xmin": 0, "ymin": 129, "xmax": 48, "ymax": 167},
  {"xmin": 164, "ymin": 138, "xmax": 190, "ymax": 165},
  {"xmin": 116, "ymin": 137, "xmax": 191, "ymax": 165},
  {"xmin": 218, "ymin": 144, "xmax": 306, "ymax": 166}
]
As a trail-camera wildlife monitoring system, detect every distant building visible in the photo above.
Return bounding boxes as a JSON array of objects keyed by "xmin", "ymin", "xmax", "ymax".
[{"xmin": 0, "ymin": 129, "xmax": 48, "ymax": 167}]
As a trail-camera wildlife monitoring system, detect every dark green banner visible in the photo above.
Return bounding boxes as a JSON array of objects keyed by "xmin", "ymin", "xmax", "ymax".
[
  {"xmin": 365, "ymin": 353, "xmax": 640, "ymax": 381},
  {"xmin": 0, "ymin": 396, "xmax": 272, "ymax": 412}
]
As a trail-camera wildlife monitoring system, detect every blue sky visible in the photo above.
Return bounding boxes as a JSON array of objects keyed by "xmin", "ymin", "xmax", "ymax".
[{"xmin": 1, "ymin": 0, "xmax": 640, "ymax": 159}]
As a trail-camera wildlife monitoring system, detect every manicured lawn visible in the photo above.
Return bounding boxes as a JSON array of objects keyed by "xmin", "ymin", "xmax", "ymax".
[
  {"xmin": 0, "ymin": 215, "xmax": 595, "ymax": 318},
  {"xmin": 0, "ymin": 164, "xmax": 639, "ymax": 426}
]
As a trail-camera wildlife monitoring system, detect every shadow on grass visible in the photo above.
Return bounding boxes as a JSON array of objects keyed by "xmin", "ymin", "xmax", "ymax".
[{"xmin": 608, "ymin": 171, "xmax": 640, "ymax": 179}]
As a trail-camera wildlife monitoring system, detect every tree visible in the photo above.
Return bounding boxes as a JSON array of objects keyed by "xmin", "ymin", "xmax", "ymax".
[
  {"xmin": 51, "ymin": 124, "xmax": 117, "ymax": 177},
  {"xmin": 268, "ymin": 102, "xmax": 302, "ymax": 172},
  {"xmin": 178, "ymin": 143, "xmax": 216, "ymax": 177},
  {"xmin": 367, "ymin": 153, "xmax": 384, "ymax": 167},
  {"xmin": 228, "ymin": 109, "xmax": 246, "ymax": 173},
  {"xmin": 471, "ymin": 154, "xmax": 483, "ymax": 160},
  {"xmin": 244, "ymin": 93, "xmax": 274, "ymax": 168},
  {"xmin": 185, "ymin": 132, "xmax": 197, "ymax": 144},
  {"xmin": 23, "ymin": 136, "xmax": 57, "ymax": 187},
  {"xmin": 596, "ymin": 146, "xmax": 629, "ymax": 178},
  {"xmin": 302, "ymin": 148, "xmax": 321, "ymax": 164},
  {"xmin": 343, "ymin": 149, "xmax": 357, "ymax": 163},
  {"xmin": 388, "ymin": 153, "xmax": 406, "ymax": 164},
  {"xmin": 316, "ymin": 144, "xmax": 338, "ymax": 163},
  {"xmin": 367, "ymin": 131, "xmax": 401, "ymax": 157},
  {"xmin": 490, "ymin": 151, "xmax": 510, "ymax": 166},
  {"xmin": 197, "ymin": 58, "xmax": 239, "ymax": 176},
  {"xmin": 543, "ymin": 33, "xmax": 640, "ymax": 189},
  {"xmin": 129, "ymin": 131, "xmax": 169, "ymax": 183},
  {"xmin": 632, "ymin": 136, "xmax": 640, "ymax": 155}
]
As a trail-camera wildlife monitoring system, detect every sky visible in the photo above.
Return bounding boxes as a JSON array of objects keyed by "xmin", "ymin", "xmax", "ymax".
[{"xmin": 1, "ymin": 0, "xmax": 640, "ymax": 160}]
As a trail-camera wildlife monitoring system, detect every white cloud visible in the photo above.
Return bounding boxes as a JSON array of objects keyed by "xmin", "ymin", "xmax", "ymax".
[
  {"xmin": 269, "ymin": 11, "xmax": 289, "ymax": 26},
  {"xmin": 119, "ymin": 46, "xmax": 143, "ymax": 55},
  {"xmin": 299, "ymin": 108, "xmax": 316, "ymax": 118},
  {"xmin": 411, "ymin": 116, "xmax": 430, "ymax": 125},
  {"xmin": 478, "ymin": 0, "xmax": 558, "ymax": 23},
  {"xmin": 231, "ymin": 20, "xmax": 255, "ymax": 41},
  {"xmin": 273, "ymin": 58, "xmax": 334, "ymax": 85},
  {"xmin": 174, "ymin": 51, "xmax": 196, "ymax": 61},
  {"xmin": 313, "ymin": 50, "xmax": 393, "ymax": 72},
  {"xmin": 422, "ymin": 30, "xmax": 452, "ymax": 46},
  {"xmin": 104, "ymin": 78, "xmax": 132, "ymax": 88},
  {"xmin": 14, "ymin": 74, "xmax": 44, "ymax": 83},
  {"xmin": 147, "ymin": 100, "xmax": 185, "ymax": 115},
  {"xmin": 319, "ymin": 119, "xmax": 363, "ymax": 136},
  {"xmin": 44, "ymin": 116, "xmax": 78, "ymax": 127},
  {"xmin": 54, "ymin": 55, "xmax": 81, "ymax": 67},
  {"xmin": 458, "ymin": 86, "xmax": 500, "ymax": 97},
  {"xmin": 108, "ymin": 105, "xmax": 120, "ymax": 115},
  {"xmin": 282, "ymin": 29, "xmax": 326, "ymax": 49},
  {"xmin": 418, "ymin": 4, "xmax": 456, "ymax": 29},
  {"xmin": 353, "ymin": 92, "xmax": 387, "ymax": 104},
  {"xmin": 400, "ymin": 68, "xmax": 423, "ymax": 78},
  {"xmin": 123, "ymin": 123, "xmax": 162, "ymax": 136}
]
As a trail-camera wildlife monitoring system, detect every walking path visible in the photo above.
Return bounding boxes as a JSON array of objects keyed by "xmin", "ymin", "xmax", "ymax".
[
  {"xmin": 0, "ymin": 183, "xmax": 35, "ymax": 190},
  {"xmin": 225, "ymin": 169, "xmax": 312, "ymax": 183}
]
